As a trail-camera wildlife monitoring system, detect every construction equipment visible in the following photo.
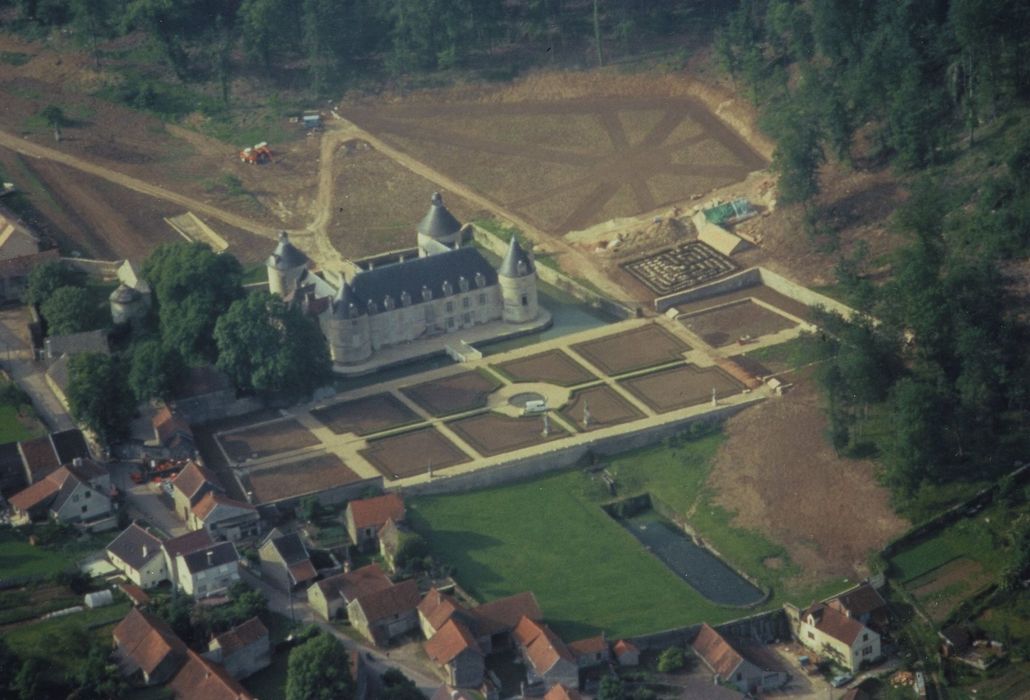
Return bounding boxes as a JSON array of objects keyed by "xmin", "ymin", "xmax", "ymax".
[{"xmin": 239, "ymin": 141, "xmax": 272, "ymax": 164}]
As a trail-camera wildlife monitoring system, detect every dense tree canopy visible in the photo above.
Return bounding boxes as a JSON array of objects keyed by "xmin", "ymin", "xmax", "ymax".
[
  {"xmin": 39, "ymin": 285, "xmax": 102, "ymax": 336},
  {"xmin": 127, "ymin": 338, "xmax": 185, "ymax": 402},
  {"xmin": 142, "ymin": 241, "xmax": 243, "ymax": 364},
  {"xmin": 285, "ymin": 632, "xmax": 354, "ymax": 700},
  {"xmin": 25, "ymin": 261, "xmax": 86, "ymax": 307},
  {"xmin": 67, "ymin": 352, "xmax": 135, "ymax": 445},
  {"xmin": 214, "ymin": 291, "xmax": 332, "ymax": 400}
]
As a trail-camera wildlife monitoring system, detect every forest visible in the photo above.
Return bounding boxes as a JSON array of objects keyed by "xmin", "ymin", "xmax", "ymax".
[{"xmin": 716, "ymin": 0, "xmax": 1030, "ymax": 507}]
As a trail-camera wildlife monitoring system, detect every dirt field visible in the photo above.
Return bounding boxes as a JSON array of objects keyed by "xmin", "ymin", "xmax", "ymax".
[
  {"xmin": 621, "ymin": 364, "xmax": 743, "ymax": 413},
  {"xmin": 245, "ymin": 453, "xmax": 364, "ymax": 505},
  {"xmin": 492, "ymin": 349, "xmax": 597, "ymax": 386},
  {"xmin": 671, "ymin": 284, "xmax": 815, "ymax": 323},
  {"xmin": 311, "ymin": 393, "xmax": 419, "ymax": 436},
  {"xmin": 572, "ymin": 324, "xmax": 690, "ymax": 376},
  {"xmin": 447, "ymin": 412, "xmax": 568, "ymax": 457},
  {"xmin": 400, "ymin": 370, "xmax": 501, "ymax": 416},
  {"xmin": 341, "ymin": 97, "xmax": 766, "ymax": 234},
  {"xmin": 360, "ymin": 427, "xmax": 470, "ymax": 480},
  {"xmin": 707, "ymin": 378, "xmax": 908, "ymax": 585},
  {"xmin": 680, "ymin": 300, "xmax": 797, "ymax": 347},
  {"xmin": 559, "ymin": 385, "xmax": 645, "ymax": 432},
  {"xmin": 908, "ymin": 558, "xmax": 993, "ymax": 624},
  {"xmin": 327, "ymin": 141, "xmax": 480, "ymax": 258},
  {"xmin": 218, "ymin": 418, "xmax": 320, "ymax": 463}
]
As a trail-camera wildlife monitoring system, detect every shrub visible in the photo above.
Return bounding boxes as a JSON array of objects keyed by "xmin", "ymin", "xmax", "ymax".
[{"xmin": 657, "ymin": 646, "xmax": 686, "ymax": 673}]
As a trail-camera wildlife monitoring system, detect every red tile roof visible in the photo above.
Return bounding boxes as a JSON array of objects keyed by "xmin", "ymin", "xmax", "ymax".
[
  {"xmin": 544, "ymin": 685, "xmax": 583, "ymax": 700},
  {"xmin": 473, "ymin": 591, "xmax": 542, "ymax": 635},
  {"xmin": 418, "ymin": 588, "xmax": 468, "ymax": 633},
  {"xmin": 424, "ymin": 618, "xmax": 482, "ymax": 665},
  {"xmin": 168, "ymin": 649, "xmax": 255, "ymax": 700},
  {"xmin": 316, "ymin": 563, "xmax": 393, "ymax": 603},
  {"xmin": 288, "ymin": 560, "xmax": 318, "ymax": 586},
  {"xmin": 113, "ymin": 608, "xmax": 187, "ymax": 677},
  {"xmin": 569, "ymin": 634, "xmax": 607, "ymax": 657},
  {"xmin": 348, "ymin": 492, "xmax": 405, "ymax": 530},
  {"xmin": 172, "ymin": 461, "xmax": 219, "ymax": 501},
  {"xmin": 17, "ymin": 435, "xmax": 59, "ymax": 481},
  {"xmin": 805, "ymin": 604, "xmax": 869, "ymax": 646},
  {"xmin": 513, "ymin": 616, "xmax": 574, "ymax": 675},
  {"xmin": 118, "ymin": 581, "xmax": 151, "ymax": 606},
  {"xmin": 352, "ymin": 578, "xmax": 420, "ymax": 624},
  {"xmin": 211, "ymin": 617, "xmax": 268, "ymax": 656},
  {"xmin": 153, "ymin": 406, "xmax": 193, "ymax": 446},
  {"xmin": 613, "ymin": 639, "xmax": 639, "ymax": 657},
  {"xmin": 192, "ymin": 491, "xmax": 255, "ymax": 521},
  {"xmin": 692, "ymin": 623, "xmax": 743, "ymax": 679},
  {"xmin": 7, "ymin": 470, "xmax": 64, "ymax": 512}
]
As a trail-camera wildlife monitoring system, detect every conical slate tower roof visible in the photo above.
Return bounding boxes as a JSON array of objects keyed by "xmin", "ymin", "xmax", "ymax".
[
  {"xmin": 417, "ymin": 192, "xmax": 462, "ymax": 239},
  {"xmin": 268, "ymin": 231, "xmax": 308, "ymax": 270},
  {"xmin": 498, "ymin": 236, "xmax": 535, "ymax": 278},
  {"xmin": 332, "ymin": 281, "xmax": 364, "ymax": 318}
]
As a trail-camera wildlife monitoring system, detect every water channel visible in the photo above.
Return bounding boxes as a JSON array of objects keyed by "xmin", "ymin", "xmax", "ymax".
[{"xmin": 621, "ymin": 509, "xmax": 765, "ymax": 606}]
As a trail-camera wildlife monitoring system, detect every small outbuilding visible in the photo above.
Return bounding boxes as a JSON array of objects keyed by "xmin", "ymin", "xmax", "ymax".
[{"xmin": 84, "ymin": 589, "xmax": 114, "ymax": 609}]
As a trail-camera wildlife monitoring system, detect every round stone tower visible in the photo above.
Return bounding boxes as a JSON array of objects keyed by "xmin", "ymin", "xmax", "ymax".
[
  {"xmin": 266, "ymin": 231, "xmax": 309, "ymax": 297},
  {"xmin": 416, "ymin": 192, "xmax": 463, "ymax": 257},
  {"xmin": 326, "ymin": 282, "xmax": 372, "ymax": 365},
  {"xmin": 497, "ymin": 236, "xmax": 538, "ymax": 323},
  {"xmin": 109, "ymin": 284, "xmax": 144, "ymax": 326}
]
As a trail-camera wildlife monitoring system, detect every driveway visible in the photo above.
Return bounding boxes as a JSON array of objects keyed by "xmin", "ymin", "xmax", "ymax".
[
  {"xmin": 0, "ymin": 307, "xmax": 75, "ymax": 431},
  {"xmin": 109, "ymin": 462, "xmax": 188, "ymax": 537}
]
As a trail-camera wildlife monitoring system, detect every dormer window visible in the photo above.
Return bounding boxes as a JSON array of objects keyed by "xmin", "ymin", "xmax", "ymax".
[
  {"xmin": 400, "ymin": 291, "xmax": 411, "ymax": 307},
  {"xmin": 421, "ymin": 285, "xmax": 432, "ymax": 302},
  {"xmin": 441, "ymin": 280, "xmax": 453, "ymax": 296},
  {"xmin": 517, "ymin": 260, "xmax": 527, "ymax": 276},
  {"xmin": 383, "ymin": 295, "xmax": 395, "ymax": 310},
  {"xmin": 366, "ymin": 299, "xmax": 377, "ymax": 314},
  {"xmin": 458, "ymin": 276, "xmax": 469, "ymax": 292},
  {"xmin": 474, "ymin": 272, "xmax": 486, "ymax": 288}
]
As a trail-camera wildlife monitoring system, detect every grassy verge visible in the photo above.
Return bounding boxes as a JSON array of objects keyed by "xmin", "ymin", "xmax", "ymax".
[
  {"xmin": 411, "ymin": 432, "xmax": 850, "ymax": 639},
  {"xmin": 739, "ymin": 333, "xmax": 830, "ymax": 370},
  {"xmin": 4, "ymin": 600, "xmax": 131, "ymax": 675},
  {"xmin": 473, "ymin": 218, "xmax": 560, "ymax": 271},
  {"xmin": 0, "ymin": 528, "xmax": 84, "ymax": 581}
]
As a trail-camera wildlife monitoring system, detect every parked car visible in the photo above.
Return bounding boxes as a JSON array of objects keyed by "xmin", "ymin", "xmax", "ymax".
[{"xmin": 831, "ymin": 674, "xmax": 854, "ymax": 688}]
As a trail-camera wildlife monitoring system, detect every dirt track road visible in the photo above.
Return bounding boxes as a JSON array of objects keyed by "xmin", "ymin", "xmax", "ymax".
[{"xmin": 0, "ymin": 129, "xmax": 286, "ymax": 239}]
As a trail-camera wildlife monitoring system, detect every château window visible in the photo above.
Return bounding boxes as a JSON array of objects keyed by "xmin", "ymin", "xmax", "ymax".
[{"xmin": 458, "ymin": 276, "xmax": 469, "ymax": 292}]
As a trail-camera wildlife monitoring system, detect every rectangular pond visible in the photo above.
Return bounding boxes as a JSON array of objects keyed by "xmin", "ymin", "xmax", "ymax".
[{"xmin": 620, "ymin": 509, "xmax": 764, "ymax": 607}]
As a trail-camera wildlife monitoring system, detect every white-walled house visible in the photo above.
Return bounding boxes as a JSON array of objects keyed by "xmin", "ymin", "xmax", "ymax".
[
  {"xmin": 797, "ymin": 603, "xmax": 881, "ymax": 671},
  {"xmin": 175, "ymin": 541, "xmax": 240, "ymax": 599},
  {"xmin": 106, "ymin": 523, "xmax": 168, "ymax": 589}
]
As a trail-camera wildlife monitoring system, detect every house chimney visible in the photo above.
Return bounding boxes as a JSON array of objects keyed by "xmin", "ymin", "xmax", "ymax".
[
  {"xmin": 73, "ymin": 457, "xmax": 83, "ymax": 467},
  {"xmin": 206, "ymin": 550, "xmax": 214, "ymax": 566},
  {"xmin": 343, "ymin": 560, "xmax": 351, "ymax": 574},
  {"xmin": 142, "ymin": 544, "xmax": 148, "ymax": 559}
]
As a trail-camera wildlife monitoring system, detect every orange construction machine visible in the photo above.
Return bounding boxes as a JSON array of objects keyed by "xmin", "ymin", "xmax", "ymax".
[{"xmin": 239, "ymin": 141, "xmax": 272, "ymax": 164}]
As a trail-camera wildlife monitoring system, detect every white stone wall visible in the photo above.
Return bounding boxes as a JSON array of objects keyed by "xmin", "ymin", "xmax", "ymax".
[{"xmin": 499, "ymin": 273, "xmax": 538, "ymax": 323}]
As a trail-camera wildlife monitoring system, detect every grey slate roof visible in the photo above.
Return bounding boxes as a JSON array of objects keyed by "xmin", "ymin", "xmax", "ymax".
[
  {"xmin": 498, "ymin": 236, "xmax": 535, "ymax": 278},
  {"xmin": 180, "ymin": 541, "xmax": 239, "ymax": 574},
  {"xmin": 107, "ymin": 523, "xmax": 164, "ymax": 570},
  {"xmin": 269, "ymin": 531, "xmax": 310, "ymax": 566},
  {"xmin": 267, "ymin": 232, "xmax": 308, "ymax": 271},
  {"xmin": 417, "ymin": 193, "xmax": 462, "ymax": 239},
  {"xmin": 340, "ymin": 247, "xmax": 497, "ymax": 316},
  {"xmin": 51, "ymin": 429, "xmax": 90, "ymax": 465}
]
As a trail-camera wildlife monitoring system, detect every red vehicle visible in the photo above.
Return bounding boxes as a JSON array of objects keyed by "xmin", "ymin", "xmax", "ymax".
[{"xmin": 130, "ymin": 471, "xmax": 144, "ymax": 484}]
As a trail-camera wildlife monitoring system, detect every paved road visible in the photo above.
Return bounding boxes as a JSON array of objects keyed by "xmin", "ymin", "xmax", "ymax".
[
  {"xmin": 107, "ymin": 461, "xmax": 188, "ymax": 537},
  {"xmin": 239, "ymin": 568, "xmax": 441, "ymax": 697},
  {"xmin": 0, "ymin": 307, "xmax": 75, "ymax": 431}
]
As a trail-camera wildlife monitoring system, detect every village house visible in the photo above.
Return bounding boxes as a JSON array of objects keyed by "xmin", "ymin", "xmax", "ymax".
[
  {"xmin": 169, "ymin": 649, "xmax": 256, "ymax": 700},
  {"xmin": 42, "ymin": 328, "xmax": 110, "ymax": 362},
  {"xmin": 106, "ymin": 522, "xmax": 168, "ymax": 589},
  {"xmin": 692, "ymin": 623, "xmax": 789, "ymax": 694},
  {"xmin": 203, "ymin": 616, "xmax": 271, "ymax": 680},
  {"xmin": 345, "ymin": 492, "xmax": 406, "ymax": 552},
  {"xmin": 307, "ymin": 562, "xmax": 393, "ymax": 621},
  {"xmin": 829, "ymin": 582, "xmax": 890, "ymax": 631},
  {"xmin": 796, "ymin": 602, "xmax": 882, "ymax": 672},
  {"xmin": 424, "ymin": 617, "xmax": 486, "ymax": 689},
  {"xmin": 112, "ymin": 607, "xmax": 188, "ymax": 686},
  {"xmin": 161, "ymin": 529, "xmax": 214, "ymax": 589},
  {"xmin": 512, "ymin": 615, "xmax": 579, "ymax": 690},
  {"xmin": 150, "ymin": 406, "xmax": 195, "ymax": 460},
  {"xmin": 0, "ymin": 202, "xmax": 60, "ymax": 302},
  {"xmin": 378, "ymin": 517, "xmax": 412, "ymax": 572},
  {"xmin": 8, "ymin": 457, "xmax": 111, "ymax": 526},
  {"xmin": 613, "ymin": 639, "xmax": 640, "ymax": 667},
  {"xmin": 170, "ymin": 461, "xmax": 219, "ymax": 520},
  {"xmin": 348, "ymin": 577, "xmax": 420, "ymax": 646},
  {"xmin": 568, "ymin": 634, "xmax": 610, "ymax": 669},
  {"xmin": 10, "ymin": 428, "xmax": 91, "ymax": 489},
  {"xmin": 258, "ymin": 528, "xmax": 318, "ymax": 591},
  {"xmin": 419, "ymin": 587, "xmax": 543, "ymax": 655},
  {"xmin": 174, "ymin": 541, "xmax": 241, "ymax": 599},
  {"xmin": 189, "ymin": 490, "xmax": 260, "ymax": 542},
  {"xmin": 544, "ymin": 685, "xmax": 583, "ymax": 700}
]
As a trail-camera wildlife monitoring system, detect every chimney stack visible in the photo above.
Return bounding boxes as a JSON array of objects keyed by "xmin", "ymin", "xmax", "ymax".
[
  {"xmin": 142, "ymin": 544, "xmax": 148, "ymax": 559},
  {"xmin": 206, "ymin": 550, "xmax": 214, "ymax": 566},
  {"xmin": 73, "ymin": 457, "xmax": 83, "ymax": 467}
]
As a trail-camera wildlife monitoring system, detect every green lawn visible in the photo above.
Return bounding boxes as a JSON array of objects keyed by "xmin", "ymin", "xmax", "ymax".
[
  {"xmin": 0, "ymin": 529, "xmax": 84, "ymax": 582},
  {"xmin": 4, "ymin": 601, "xmax": 131, "ymax": 674},
  {"xmin": 410, "ymin": 433, "xmax": 848, "ymax": 639},
  {"xmin": 888, "ymin": 506, "xmax": 1012, "ymax": 584},
  {"xmin": 0, "ymin": 403, "xmax": 42, "ymax": 444}
]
